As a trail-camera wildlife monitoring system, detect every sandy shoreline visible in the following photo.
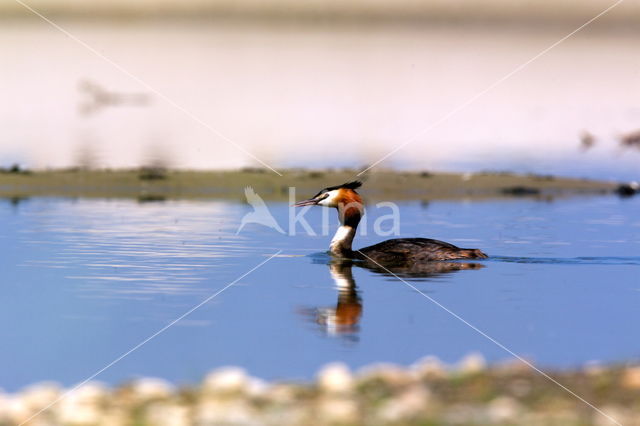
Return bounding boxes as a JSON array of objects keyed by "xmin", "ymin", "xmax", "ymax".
[{"xmin": 0, "ymin": 169, "xmax": 619, "ymax": 203}]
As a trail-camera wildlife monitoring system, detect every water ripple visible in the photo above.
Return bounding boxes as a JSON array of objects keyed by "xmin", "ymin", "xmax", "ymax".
[
  {"xmin": 17, "ymin": 199, "xmax": 260, "ymax": 298},
  {"xmin": 491, "ymin": 256, "xmax": 640, "ymax": 266}
]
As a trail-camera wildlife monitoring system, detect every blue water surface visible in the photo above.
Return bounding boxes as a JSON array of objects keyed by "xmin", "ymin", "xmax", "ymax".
[{"xmin": 0, "ymin": 195, "xmax": 639, "ymax": 391}]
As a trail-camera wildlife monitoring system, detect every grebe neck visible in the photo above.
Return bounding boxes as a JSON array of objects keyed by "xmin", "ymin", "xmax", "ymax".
[{"xmin": 329, "ymin": 202, "xmax": 362, "ymax": 257}]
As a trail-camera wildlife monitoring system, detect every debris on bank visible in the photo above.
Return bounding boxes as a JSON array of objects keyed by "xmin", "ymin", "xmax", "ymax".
[
  {"xmin": 616, "ymin": 181, "xmax": 639, "ymax": 197},
  {"xmin": 2, "ymin": 354, "xmax": 640, "ymax": 425}
]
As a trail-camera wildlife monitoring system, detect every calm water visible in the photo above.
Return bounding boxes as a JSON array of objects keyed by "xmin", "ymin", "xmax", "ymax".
[{"xmin": 1, "ymin": 195, "xmax": 639, "ymax": 391}]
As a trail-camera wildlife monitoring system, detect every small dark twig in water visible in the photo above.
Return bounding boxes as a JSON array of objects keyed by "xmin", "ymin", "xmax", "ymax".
[
  {"xmin": 501, "ymin": 186, "xmax": 540, "ymax": 196},
  {"xmin": 137, "ymin": 194, "xmax": 167, "ymax": 203},
  {"xmin": 616, "ymin": 182, "xmax": 639, "ymax": 197}
]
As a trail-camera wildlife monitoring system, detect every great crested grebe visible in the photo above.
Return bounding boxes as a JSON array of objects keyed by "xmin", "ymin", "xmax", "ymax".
[{"xmin": 294, "ymin": 181, "xmax": 488, "ymax": 263}]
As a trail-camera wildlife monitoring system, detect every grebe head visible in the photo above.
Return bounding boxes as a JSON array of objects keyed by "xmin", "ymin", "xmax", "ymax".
[
  {"xmin": 293, "ymin": 181, "xmax": 363, "ymax": 208},
  {"xmin": 295, "ymin": 181, "xmax": 364, "ymax": 257}
]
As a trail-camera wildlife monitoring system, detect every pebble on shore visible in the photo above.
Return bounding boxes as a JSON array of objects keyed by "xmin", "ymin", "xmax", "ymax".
[{"xmin": 317, "ymin": 363, "xmax": 354, "ymax": 395}]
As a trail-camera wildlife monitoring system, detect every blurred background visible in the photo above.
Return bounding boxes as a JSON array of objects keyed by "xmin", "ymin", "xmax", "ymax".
[{"xmin": 1, "ymin": 0, "xmax": 639, "ymax": 179}]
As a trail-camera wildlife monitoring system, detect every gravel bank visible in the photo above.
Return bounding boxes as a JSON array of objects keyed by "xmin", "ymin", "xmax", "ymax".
[{"xmin": 3, "ymin": 354, "xmax": 640, "ymax": 425}]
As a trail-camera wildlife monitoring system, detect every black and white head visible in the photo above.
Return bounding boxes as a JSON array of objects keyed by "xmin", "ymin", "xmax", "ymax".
[{"xmin": 293, "ymin": 181, "xmax": 363, "ymax": 208}]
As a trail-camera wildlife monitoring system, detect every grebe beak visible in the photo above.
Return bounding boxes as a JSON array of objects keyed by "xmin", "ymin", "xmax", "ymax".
[{"xmin": 293, "ymin": 197, "xmax": 320, "ymax": 207}]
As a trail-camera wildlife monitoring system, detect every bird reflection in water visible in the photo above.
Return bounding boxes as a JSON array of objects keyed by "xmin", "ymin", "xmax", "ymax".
[
  {"xmin": 300, "ymin": 258, "xmax": 484, "ymax": 342},
  {"xmin": 306, "ymin": 260, "xmax": 363, "ymax": 341}
]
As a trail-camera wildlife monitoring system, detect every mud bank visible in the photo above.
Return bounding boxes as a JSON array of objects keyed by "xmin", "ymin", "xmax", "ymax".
[{"xmin": 0, "ymin": 169, "xmax": 618, "ymax": 202}]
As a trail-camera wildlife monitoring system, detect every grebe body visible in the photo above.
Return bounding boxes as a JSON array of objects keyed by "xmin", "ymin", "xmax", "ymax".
[
  {"xmin": 356, "ymin": 237, "xmax": 486, "ymax": 263},
  {"xmin": 294, "ymin": 181, "xmax": 487, "ymax": 263}
]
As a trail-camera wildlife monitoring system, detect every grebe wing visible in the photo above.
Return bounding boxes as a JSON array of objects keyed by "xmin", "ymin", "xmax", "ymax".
[
  {"xmin": 357, "ymin": 238, "xmax": 487, "ymax": 262},
  {"xmin": 358, "ymin": 238, "xmax": 459, "ymax": 253}
]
